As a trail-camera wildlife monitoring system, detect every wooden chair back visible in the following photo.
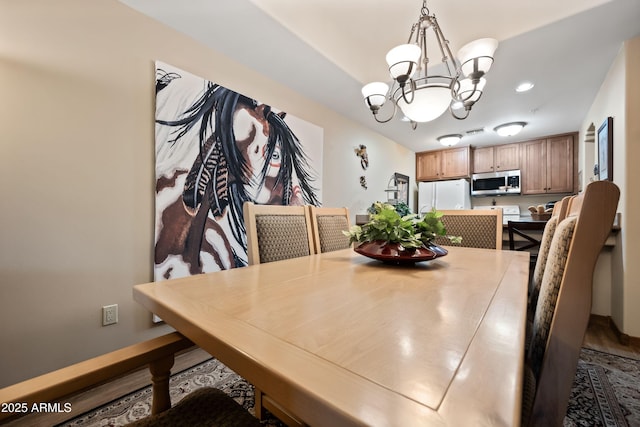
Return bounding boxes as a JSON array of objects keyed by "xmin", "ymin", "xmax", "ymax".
[
  {"xmin": 243, "ymin": 202, "xmax": 315, "ymax": 265},
  {"xmin": 524, "ymin": 180, "xmax": 620, "ymax": 426},
  {"xmin": 435, "ymin": 209, "xmax": 503, "ymax": 250},
  {"xmin": 308, "ymin": 206, "xmax": 351, "ymax": 253}
]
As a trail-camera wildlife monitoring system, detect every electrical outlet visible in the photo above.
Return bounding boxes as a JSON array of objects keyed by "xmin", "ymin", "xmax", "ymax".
[{"xmin": 102, "ymin": 304, "xmax": 118, "ymax": 326}]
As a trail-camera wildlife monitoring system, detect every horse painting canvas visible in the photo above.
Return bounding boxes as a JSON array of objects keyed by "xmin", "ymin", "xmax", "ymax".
[{"xmin": 154, "ymin": 61, "xmax": 323, "ymax": 281}]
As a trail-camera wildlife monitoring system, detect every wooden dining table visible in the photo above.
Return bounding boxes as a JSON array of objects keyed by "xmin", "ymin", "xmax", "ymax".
[{"xmin": 133, "ymin": 246, "xmax": 529, "ymax": 426}]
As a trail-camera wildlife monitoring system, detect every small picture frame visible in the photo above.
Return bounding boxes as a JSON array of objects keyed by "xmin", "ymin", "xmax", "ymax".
[{"xmin": 597, "ymin": 117, "xmax": 613, "ymax": 181}]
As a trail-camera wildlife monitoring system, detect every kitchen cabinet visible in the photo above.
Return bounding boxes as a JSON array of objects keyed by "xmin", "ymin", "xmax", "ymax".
[
  {"xmin": 416, "ymin": 151, "xmax": 441, "ymax": 181},
  {"xmin": 472, "ymin": 144, "xmax": 520, "ymax": 173},
  {"xmin": 416, "ymin": 146, "xmax": 470, "ymax": 181},
  {"xmin": 521, "ymin": 134, "xmax": 576, "ymax": 194}
]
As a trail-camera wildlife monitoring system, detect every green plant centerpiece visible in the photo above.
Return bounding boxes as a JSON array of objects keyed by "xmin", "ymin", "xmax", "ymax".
[{"xmin": 344, "ymin": 202, "xmax": 461, "ymax": 263}]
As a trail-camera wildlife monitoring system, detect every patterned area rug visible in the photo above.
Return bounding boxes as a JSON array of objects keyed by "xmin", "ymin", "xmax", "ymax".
[
  {"xmin": 58, "ymin": 348, "xmax": 638, "ymax": 427},
  {"xmin": 564, "ymin": 348, "xmax": 640, "ymax": 427}
]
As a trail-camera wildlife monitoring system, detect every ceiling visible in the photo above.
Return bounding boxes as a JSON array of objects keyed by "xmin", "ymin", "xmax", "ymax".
[{"xmin": 119, "ymin": 0, "xmax": 640, "ymax": 152}]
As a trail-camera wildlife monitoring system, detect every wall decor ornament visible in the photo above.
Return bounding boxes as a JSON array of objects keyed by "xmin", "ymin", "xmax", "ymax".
[
  {"xmin": 154, "ymin": 61, "xmax": 323, "ymax": 280},
  {"xmin": 360, "ymin": 176, "xmax": 368, "ymax": 189},
  {"xmin": 354, "ymin": 144, "xmax": 369, "ymax": 169},
  {"xmin": 597, "ymin": 116, "xmax": 613, "ymax": 181}
]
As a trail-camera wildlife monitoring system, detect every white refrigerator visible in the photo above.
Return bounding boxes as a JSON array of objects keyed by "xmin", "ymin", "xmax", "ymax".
[{"xmin": 418, "ymin": 179, "xmax": 471, "ymax": 213}]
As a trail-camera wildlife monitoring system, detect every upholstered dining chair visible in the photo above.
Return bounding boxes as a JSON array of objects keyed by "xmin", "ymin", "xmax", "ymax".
[
  {"xmin": 523, "ymin": 196, "xmax": 574, "ymax": 355},
  {"xmin": 243, "ymin": 202, "xmax": 315, "ymax": 265},
  {"xmin": 0, "ymin": 332, "xmax": 261, "ymax": 427},
  {"xmin": 128, "ymin": 387, "xmax": 260, "ymax": 427},
  {"xmin": 527, "ymin": 195, "xmax": 573, "ymax": 318},
  {"xmin": 434, "ymin": 209, "xmax": 503, "ymax": 250},
  {"xmin": 242, "ymin": 202, "xmax": 313, "ymax": 425},
  {"xmin": 507, "ymin": 221, "xmax": 545, "ymax": 278},
  {"xmin": 308, "ymin": 206, "xmax": 351, "ymax": 253},
  {"xmin": 522, "ymin": 181, "xmax": 620, "ymax": 427}
]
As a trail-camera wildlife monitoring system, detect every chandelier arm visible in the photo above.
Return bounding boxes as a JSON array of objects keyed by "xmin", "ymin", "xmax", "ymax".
[
  {"xmin": 407, "ymin": 23, "xmax": 418, "ymax": 44},
  {"xmin": 400, "ymin": 79, "xmax": 416, "ymax": 105},
  {"xmin": 453, "ymin": 80, "xmax": 480, "ymax": 104},
  {"xmin": 460, "ymin": 90, "xmax": 484, "ymax": 106},
  {"xmin": 449, "ymin": 104, "xmax": 470, "ymax": 120},
  {"xmin": 371, "ymin": 100, "xmax": 398, "ymax": 124}
]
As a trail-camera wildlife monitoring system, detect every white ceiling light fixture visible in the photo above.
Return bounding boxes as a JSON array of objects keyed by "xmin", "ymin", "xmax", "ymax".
[
  {"xmin": 437, "ymin": 134, "xmax": 462, "ymax": 147},
  {"xmin": 494, "ymin": 122, "xmax": 527, "ymax": 137},
  {"xmin": 361, "ymin": 0, "xmax": 498, "ymax": 128}
]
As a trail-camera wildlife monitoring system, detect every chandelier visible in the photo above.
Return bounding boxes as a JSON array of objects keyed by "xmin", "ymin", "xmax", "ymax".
[{"xmin": 361, "ymin": 0, "xmax": 498, "ymax": 126}]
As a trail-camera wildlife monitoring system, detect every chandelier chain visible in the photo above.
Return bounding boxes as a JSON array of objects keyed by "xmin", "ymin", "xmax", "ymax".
[{"xmin": 421, "ymin": 0, "xmax": 429, "ymax": 16}]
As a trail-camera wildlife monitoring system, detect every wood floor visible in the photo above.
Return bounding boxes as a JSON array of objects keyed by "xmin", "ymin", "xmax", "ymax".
[
  {"xmin": 4, "ymin": 316, "xmax": 639, "ymax": 427},
  {"xmin": 583, "ymin": 315, "xmax": 640, "ymax": 359}
]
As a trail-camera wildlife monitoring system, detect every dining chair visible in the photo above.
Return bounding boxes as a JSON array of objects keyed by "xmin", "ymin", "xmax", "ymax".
[
  {"xmin": 527, "ymin": 195, "xmax": 573, "ymax": 318},
  {"xmin": 522, "ymin": 180, "xmax": 620, "ymax": 427},
  {"xmin": 0, "ymin": 332, "xmax": 261, "ymax": 427},
  {"xmin": 523, "ymin": 196, "xmax": 573, "ymax": 355},
  {"xmin": 434, "ymin": 209, "xmax": 503, "ymax": 250},
  {"xmin": 242, "ymin": 201, "xmax": 313, "ymax": 426},
  {"xmin": 308, "ymin": 206, "xmax": 351, "ymax": 253},
  {"xmin": 128, "ymin": 387, "xmax": 260, "ymax": 427},
  {"xmin": 507, "ymin": 221, "xmax": 545, "ymax": 276},
  {"xmin": 507, "ymin": 221, "xmax": 544, "ymax": 253},
  {"xmin": 242, "ymin": 201, "xmax": 315, "ymax": 265}
]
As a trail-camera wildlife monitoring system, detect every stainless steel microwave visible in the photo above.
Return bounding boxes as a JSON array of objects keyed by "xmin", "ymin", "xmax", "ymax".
[{"xmin": 471, "ymin": 170, "xmax": 521, "ymax": 196}]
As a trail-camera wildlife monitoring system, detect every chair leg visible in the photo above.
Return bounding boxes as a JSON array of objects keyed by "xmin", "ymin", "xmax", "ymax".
[
  {"xmin": 149, "ymin": 354, "xmax": 175, "ymax": 415},
  {"xmin": 254, "ymin": 387, "xmax": 265, "ymax": 420}
]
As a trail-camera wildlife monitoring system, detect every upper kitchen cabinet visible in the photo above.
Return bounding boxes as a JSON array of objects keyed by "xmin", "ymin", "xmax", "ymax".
[
  {"xmin": 416, "ymin": 146, "xmax": 471, "ymax": 181},
  {"xmin": 520, "ymin": 133, "xmax": 577, "ymax": 195},
  {"xmin": 472, "ymin": 143, "xmax": 520, "ymax": 173}
]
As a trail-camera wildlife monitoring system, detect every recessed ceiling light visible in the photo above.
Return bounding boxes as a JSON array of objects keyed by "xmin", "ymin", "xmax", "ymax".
[
  {"xmin": 515, "ymin": 82, "xmax": 534, "ymax": 92},
  {"xmin": 494, "ymin": 122, "xmax": 526, "ymax": 137}
]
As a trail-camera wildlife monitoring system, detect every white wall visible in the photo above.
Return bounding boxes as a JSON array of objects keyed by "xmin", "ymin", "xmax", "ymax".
[
  {"xmin": 579, "ymin": 35, "xmax": 640, "ymax": 336},
  {"xmin": 621, "ymin": 37, "xmax": 640, "ymax": 337},
  {"xmin": 0, "ymin": 0, "xmax": 413, "ymax": 387}
]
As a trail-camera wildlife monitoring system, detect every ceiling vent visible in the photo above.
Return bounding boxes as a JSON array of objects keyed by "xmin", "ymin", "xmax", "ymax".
[{"xmin": 465, "ymin": 128, "xmax": 485, "ymax": 135}]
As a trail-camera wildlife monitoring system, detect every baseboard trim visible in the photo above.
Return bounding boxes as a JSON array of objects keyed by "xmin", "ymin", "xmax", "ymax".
[{"xmin": 590, "ymin": 314, "xmax": 640, "ymax": 346}]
